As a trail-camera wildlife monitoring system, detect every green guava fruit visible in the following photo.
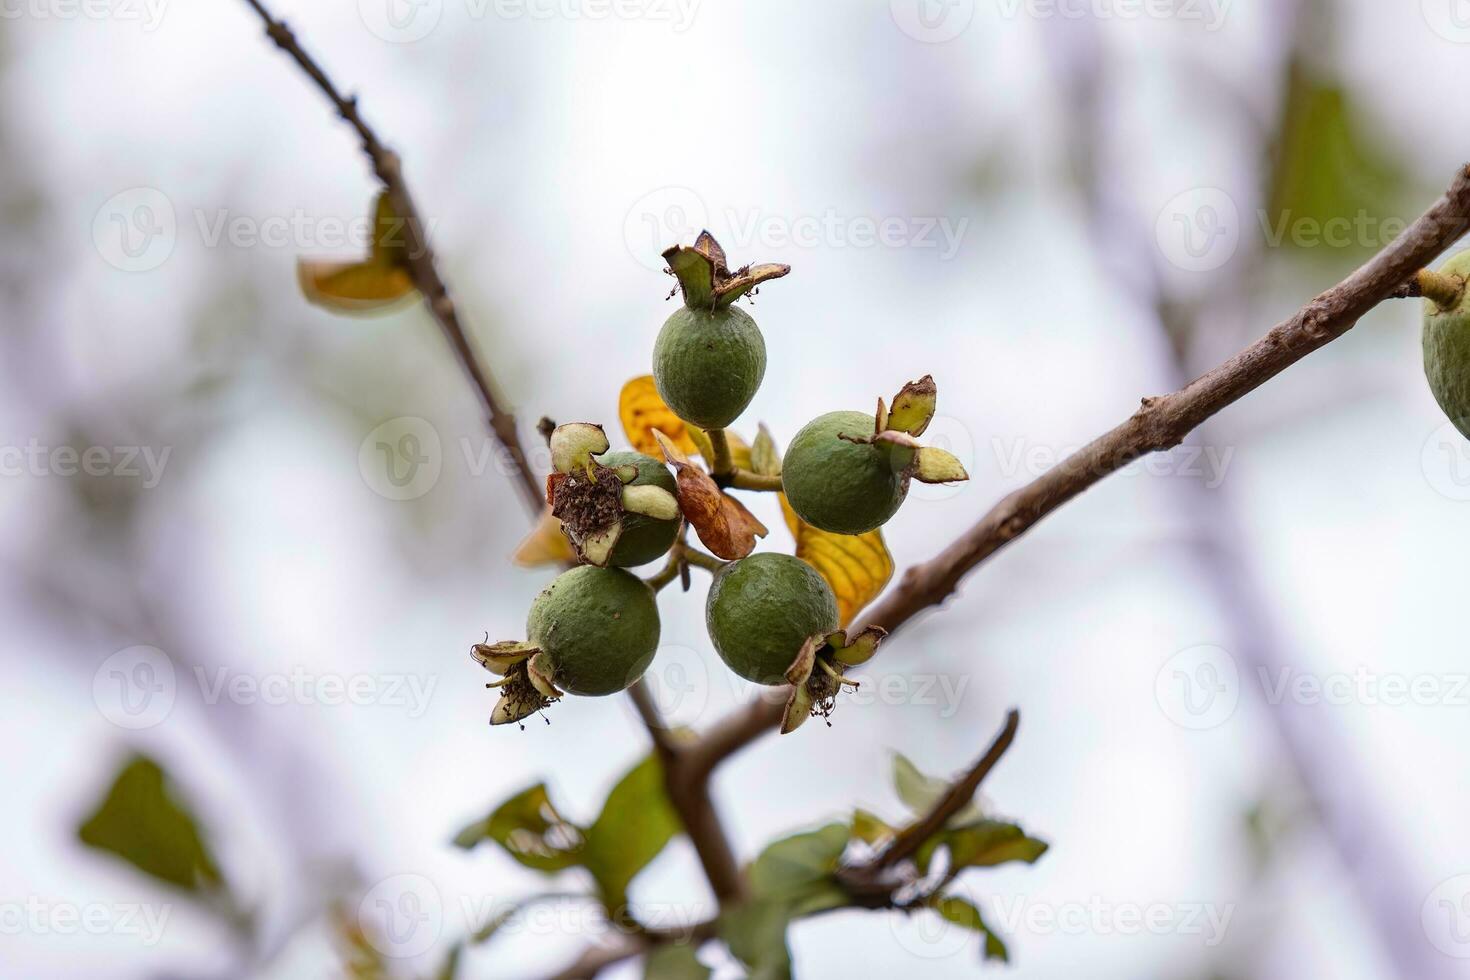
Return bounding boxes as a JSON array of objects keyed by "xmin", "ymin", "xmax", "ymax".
[
  {"xmin": 652, "ymin": 305, "xmax": 767, "ymax": 430},
  {"xmin": 1423, "ymin": 250, "xmax": 1470, "ymax": 438},
  {"xmin": 527, "ymin": 566, "xmax": 660, "ymax": 696},
  {"xmin": 596, "ymin": 450, "xmax": 679, "ymax": 567},
  {"xmin": 782, "ymin": 410, "xmax": 908, "ymax": 535},
  {"xmin": 705, "ymin": 552, "xmax": 839, "ymax": 684}
]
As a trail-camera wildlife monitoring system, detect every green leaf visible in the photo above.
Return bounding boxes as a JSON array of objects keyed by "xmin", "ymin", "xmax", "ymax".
[
  {"xmin": 644, "ymin": 942, "xmax": 711, "ymax": 980},
  {"xmin": 77, "ymin": 754, "xmax": 227, "ymax": 897},
  {"xmin": 748, "ymin": 823, "xmax": 850, "ymax": 898},
  {"xmin": 720, "ymin": 898, "xmax": 794, "ymax": 979},
  {"xmin": 892, "ymin": 754, "xmax": 983, "ymax": 826},
  {"xmin": 943, "ymin": 820, "xmax": 1048, "ymax": 871},
  {"xmin": 750, "ymin": 424, "xmax": 781, "ymax": 477},
  {"xmin": 452, "ymin": 783, "xmax": 586, "ymax": 873},
  {"xmin": 932, "ymin": 895, "xmax": 1009, "ymax": 963},
  {"xmin": 583, "ymin": 755, "xmax": 680, "ymax": 911},
  {"xmin": 850, "ymin": 808, "xmax": 894, "ymax": 846},
  {"xmin": 1265, "ymin": 62, "xmax": 1409, "ymax": 260}
]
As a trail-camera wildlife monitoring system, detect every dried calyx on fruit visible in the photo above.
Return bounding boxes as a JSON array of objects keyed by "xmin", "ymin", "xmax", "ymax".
[
  {"xmin": 781, "ymin": 376, "xmax": 970, "ymax": 535},
  {"xmin": 474, "ymin": 565, "xmax": 661, "ymax": 726},
  {"xmin": 652, "ymin": 231, "xmax": 789, "ymax": 430},
  {"xmin": 545, "ymin": 423, "xmax": 681, "ymax": 567},
  {"xmin": 704, "ymin": 552, "xmax": 886, "ymax": 733},
  {"xmin": 1421, "ymin": 251, "xmax": 1470, "ymax": 439}
]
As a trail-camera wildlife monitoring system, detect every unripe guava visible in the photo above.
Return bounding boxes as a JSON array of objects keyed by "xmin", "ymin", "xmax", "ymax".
[
  {"xmin": 652, "ymin": 305, "xmax": 766, "ymax": 430},
  {"xmin": 527, "ymin": 566, "xmax": 660, "ymax": 696},
  {"xmin": 782, "ymin": 410, "xmax": 908, "ymax": 535},
  {"xmin": 705, "ymin": 552, "xmax": 839, "ymax": 684},
  {"xmin": 1423, "ymin": 250, "xmax": 1470, "ymax": 439},
  {"xmin": 596, "ymin": 450, "xmax": 679, "ymax": 567}
]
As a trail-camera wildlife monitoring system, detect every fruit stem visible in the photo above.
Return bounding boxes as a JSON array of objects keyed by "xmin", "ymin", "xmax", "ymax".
[
  {"xmin": 644, "ymin": 558, "xmax": 682, "ymax": 593},
  {"xmin": 1415, "ymin": 268, "xmax": 1465, "ymax": 310},
  {"xmin": 728, "ymin": 470, "xmax": 784, "ymax": 493},
  {"xmin": 681, "ymin": 547, "xmax": 728, "ymax": 573},
  {"xmin": 707, "ymin": 428, "xmax": 735, "ymax": 478}
]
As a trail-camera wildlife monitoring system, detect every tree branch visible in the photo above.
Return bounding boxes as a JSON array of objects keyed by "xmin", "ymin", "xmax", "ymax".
[
  {"xmin": 240, "ymin": 0, "xmax": 542, "ymax": 516},
  {"xmin": 688, "ymin": 163, "xmax": 1470, "ymax": 765}
]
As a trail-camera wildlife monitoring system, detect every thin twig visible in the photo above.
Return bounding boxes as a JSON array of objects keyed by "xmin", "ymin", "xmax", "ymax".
[
  {"xmin": 241, "ymin": 0, "xmax": 541, "ymax": 516},
  {"xmin": 686, "ymin": 163, "xmax": 1470, "ymax": 768},
  {"xmin": 239, "ymin": 0, "xmax": 745, "ymax": 927}
]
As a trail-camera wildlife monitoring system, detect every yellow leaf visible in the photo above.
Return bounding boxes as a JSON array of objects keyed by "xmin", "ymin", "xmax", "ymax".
[
  {"xmin": 788, "ymin": 506, "xmax": 894, "ymax": 626},
  {"xmin": 618, "ymin": 376, "xmax": 698, "ymax": 458},
  {"xmin": 512, "ymin": 507, "xmax": 576, "ymax": 568},
  {"xmin": 297, "ymin": 259, "xmax": 416, "ymax": 315}
]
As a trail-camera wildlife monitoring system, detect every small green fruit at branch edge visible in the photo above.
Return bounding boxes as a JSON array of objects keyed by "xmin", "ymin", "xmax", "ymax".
[
  {"xmin": 545, "ymin": 424, "xmax": 680, "ymax": 567},
  {"xmin": 653, "ymin": 231, "xmax": 787, "ymax": 430},
  {"xmin": 474, "ymin": 566, "xmax": 662, "ymax": 725},
  {"xmin": 782, "ymin": 376, "xmax": 970, "ymax": 535},
  {"xmin": 1422, "ymin": 250, "xmax": 1470, "ymax": 440}
]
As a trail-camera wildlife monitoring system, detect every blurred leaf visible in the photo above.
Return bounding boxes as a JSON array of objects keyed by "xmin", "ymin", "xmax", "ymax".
[
  {"xmin": 749, "ymin": 823, "xmax": 850, "ymax": 897},
  {"xmin": 892, "ymin": 754, "xmax": 984, "ymax": 826},
  {"xmin": 644, "ymin": 943, "xmax": 711, "ymax": 980},
  {"xmin": 452, "ymin": 783, "xmax": 586, "ymax": 873},
  {"xmin": 653, "ymin": 430, "xmax": 767, "ymax": 559},
  {"xmin": 1265, "ymin": 62, "xmax": 1409, "ymax": 258},
  {"xmin": 297, "ymin": 191, "xmax": 419, "ymax": 314},
  {"xmin": 930, "ymin": 894, "xmax": 1009, "ymax": 963},
  {"xmin": 512, "ymin": 506, "xmax": 576, "ymax": 567},
  {"xmin": 583, "ymin": 755, "xmax": 680, "ymax": 910},
  {"xmin": 721, "ymin": 898, "xmax": 794, "ymax": 979},
  {"xmin": 332, "ymin": 901, "xmax": 392, "ymax": 980},
  {"xmin": 77, "ymin": 754, "xmax": 227, "ymax": 897},
  {"xmin": 850, "ymin": 808, "xmax": 894, "ymax": 846},
  {"xmin": 619, "ymin": 375, "xmax": 699, "ymax": 458},
  {"xmin": 750, "ymin": 424, "xmax": 780, "ymax": 477},
  {"xmin": 918, "ymin": 820, "xmax": 1048, "ymax": 874},
  {"xmin": 297, "ymin": 259, "xmax": 416, "ymax": 314}
]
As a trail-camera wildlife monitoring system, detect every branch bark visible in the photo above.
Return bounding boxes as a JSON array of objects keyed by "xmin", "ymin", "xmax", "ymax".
[
  {"xmin": 690, "ymin": 163, "xmax": 1470, "ymax": 764},
  {"xmin": 241, "ymin": 0, "xmax": 542, "ymax": 516}
]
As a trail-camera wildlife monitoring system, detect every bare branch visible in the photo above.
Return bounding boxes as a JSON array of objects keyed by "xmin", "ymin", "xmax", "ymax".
[
  {"xmin": 876, "ymin": 709, "xmax": 1019, "ymax": 870},
  {"xmin": 689, "ymin": 163, "xmax": 1470, "ymax": 764},
  {"xmin": 240, "ymin": 0, "xmax": 542, "ymax": 515}
]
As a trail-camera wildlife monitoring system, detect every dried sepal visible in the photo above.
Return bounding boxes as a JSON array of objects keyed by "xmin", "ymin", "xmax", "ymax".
[
  {"xmin": 779, "ymin": 632, "xmax": 864, "ymax": 734},
  {"xmin": 662, "ymin": 230, "xmax": 790, "ymax": 311},
  {"xmin": 550, "ymin": 423, "xmax": 609, "ymax": 479},
  {"xmin": 652, "ymin": 429, "xmax": 768, "ymax": 560},
  {"xmin": 913, "ymin": 447, "xmax": 969, "ymax": 485},
  {"xmin": 885, "ymin": 375, "xmax": 937, "ymax": 437},
  {"xmin": 512, "ymin": 507, "xmax": 577, "ymax": 568},
  {"xmin": 827, "ymin": 625, "xmax": 888, "ymax": 667},
  {"xmin": 571, "ymin": 522, "xmax": 622, "ymax": 567},
  {"xmin": 475, "ymin": 643, "xmax": 559, "ymax": 727},
  {"xmin": 620, "ymin": 484, "xmax": 679, "ymax": 520}
]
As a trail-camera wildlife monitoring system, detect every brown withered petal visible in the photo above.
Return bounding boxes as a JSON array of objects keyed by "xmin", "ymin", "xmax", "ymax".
[{"xmin": 652, "ymin": 430, "xmax": 768, "ymax": 560}]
